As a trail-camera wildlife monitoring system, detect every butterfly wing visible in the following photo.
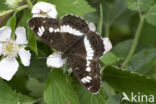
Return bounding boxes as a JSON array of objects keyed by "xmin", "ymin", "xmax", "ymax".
[
  {"xmin": 28, "ymin": 17, "xmax": 67, "ymax": 51},
  {"xmin": 59, "ymin": 14, "xmax": 90, "ymax": 55},
  {"xmin": 68, "ymin": 31, "xmax": 106, "ymax": 93},
  {"xmin": 28, "ymin": 14, "xmax": 90, "ymax": 52},
  {"xmin": 87, "ymin": 31, "xmax": 105, "ymax": 58},
  {"xmin": 68, "ymin": 53, "xmax": 101, "ymax": 93},
  {"xmin": 68, "ymin": 30, "xmax": 109, "ymax": 93},
  {"xmin": 61, "ymin": 14, "xmax": 89, "ymax": 34}
]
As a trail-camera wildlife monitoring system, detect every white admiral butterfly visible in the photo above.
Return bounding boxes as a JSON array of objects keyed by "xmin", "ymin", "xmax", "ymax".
[{"xmin": 28, "ymin": 14, "xmax": 111, "ymax": 94}]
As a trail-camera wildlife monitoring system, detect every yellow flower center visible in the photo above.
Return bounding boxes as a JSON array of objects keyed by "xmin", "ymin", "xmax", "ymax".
[
  {"xmin": 4, "ymin": 42, "xmax": 14, "ymax": 53},
  {"xmin": 40, "ymin": 11, "xmax": 48, "ymax": 16},
  {"xmin": 2, "ymin": 40, "xmax": 18, "ymax": 58}
]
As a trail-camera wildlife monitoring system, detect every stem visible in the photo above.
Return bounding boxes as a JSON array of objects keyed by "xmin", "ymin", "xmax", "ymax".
[
  {"xmin": 16, "ymin": 5, "xmax": 28, "ymax": 12},
  {"xmin": 0, "ymin": 5, "xmax": 28, "ymax": 17},
  {"xmin": 0, "ymin": 10, "xmax": 14, "ymax": 17},
  {"xmin": 26, "ymin": 0, "xmax": 33, "ymax": 9},
  {"xmin": 97, "ymin": 3, "xmax": 103, "ymax": 35},
  {"xmin": 122, "ymin": 16, "xmax": 145, "ymax": 67}
]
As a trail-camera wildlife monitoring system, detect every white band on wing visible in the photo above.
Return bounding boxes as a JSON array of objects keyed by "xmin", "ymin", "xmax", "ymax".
[
  {"xmin": 84, "ymin": 36, "xmax": 94, "ymax": 72},
  {"xmin": 60, "ymin": 25, "xmax": 83, "ymax": 36}
]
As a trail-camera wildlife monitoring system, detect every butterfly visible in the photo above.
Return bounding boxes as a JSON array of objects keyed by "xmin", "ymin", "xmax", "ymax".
[{"xmin": 28, "ymin": 14, "xmax": 112, "ymax": 94}]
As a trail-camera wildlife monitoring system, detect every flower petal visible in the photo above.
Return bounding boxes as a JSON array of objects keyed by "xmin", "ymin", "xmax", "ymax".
[
  {"xmin": 89, "ymin": 22, "xmax": 96, "ymax": 32},
  {"xmin": 67, "ymin": 67, "xmax": 72, "ymax": 73},
  {"xmin": 0, "ymin": 57, "xmax": 19, "ymax": 81},
  {"xmin": 47, "ymin": 51, "xmax": 67, "ymax": 68},
  {"xmin": 47, "ymin": 7, "xmax": 57, "ymax": 18},
  {"xmin": 15, "ymin": 27, "xmax": 28, "ymax": 44},
  {"xmin": 18, "ymin": 47, "xmax": 31, "ymax": 66},
  {"xmin": 102, "ymin": 37, "xmax": 112, "ymax": 54},
  {"xmin": 0, "ymin": 26, "xmax": 11, "ymax": 42},
  {"xmin": 0, "ymin": 43, "xmax": 3, "ymax": 55},
  {"xmin": 32, "ymin": 2, "xmax": 57, "ymax": 18}
]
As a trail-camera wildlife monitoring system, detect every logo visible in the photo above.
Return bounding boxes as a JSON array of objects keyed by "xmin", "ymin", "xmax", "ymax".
[{"xmin": 121, "ymin": 92, "xmax": 155, "ymax": 103}]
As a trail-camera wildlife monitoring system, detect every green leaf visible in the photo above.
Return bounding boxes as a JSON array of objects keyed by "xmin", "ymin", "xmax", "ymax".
[
  {"xmin": 100, "ymin": 52, "xmax": 118, "ymax": 65},
  {"xmin": 111, "ymin": 9, "xmax": 133, "ymax": 35},
  {"xmin": 112, "ymin": 39, "xmax": 132, "ymax": 61},
  {"xmin": 0, "ymin": 0, "xmax": 10, "ymax": 12},
  {"xmin": 102, "ymin": 0, "xmax": 127, "ymax": 27},
  {"xmin": 20, "ymin": 10, "xmax": 38, "ymax": 54},
  {"xmin": 44, "ymin": 69, "xmax": 80, "ymax": 104},
  {"xmin": 7, "ymin": 15, "xmax": 16, "ymax": 34},
  {"xmin": 145, "ymin": 4, "xmax": 156, "ymax": 26},
  {"xmin": 27, "ymin": 28, "xmax": 38, "ymax": 55},
  {"xmin": 139, "ymin": 22, "xmax": 156, "ymax": 47},
  {"xmin": 77, "ymin": 83, "xmax": 105, "ymax": 104},
  {"xmin": 39, "ymin": 0, "xmax": 96, "ymax": 17},
  {"xmin": 7, "ymin": 69, "xmax": 29, "ymax": 94},
  {"xmin": 106, "ymin": 94, "xmax": 121, "ymax": 104},
  {"xmin": 126, "ymin": 0, "xmax": 154, "ymax": 12},
  {"xmin": 102, "ymin": 82, "xmax": 115, "ymax": 98},
  {"xmin": 126, "ymin": 49, "xmax": 156, "ymax": 73},
  {"xmin": 84, "ymin": 12, "xmax": 99, "ymax": 24},
  {"xmin": 0, "ymin": 79, "xmax": 34, "ymax": 104},
  {"xmin": 26, "ymin": 77, "xmax": 45, "ymax": 98},
  {"xmin": 103, "ymin": 66, "xmax": 156, "ymax": 99},
  {"xmin": 22, "ymin": 52, "xmax": 50, "ymax": 82}
]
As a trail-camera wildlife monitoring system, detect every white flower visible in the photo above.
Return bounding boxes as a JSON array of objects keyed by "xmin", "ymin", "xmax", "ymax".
[
  {"xmin": 46, "ymin": 51, "xmax": 73, "ymax": 73},
  {"xmin": 89, "ymin": 22, "xmax": 96, "ymax": 32},
  {"xmin": 5, "ymin": 0, "xmax": 22, "ymax": 8},
  {"xmin": 102, "ymin": 37, "xmax": 112, "ymax": 54},
  {"xmin": 0, "ymin": 26, "xmax": 31, "ymax": 81},
  {"xmin": 47, "ymin": 51, "xmax": 67, "ymax": 68},
  {"xmin": 67, "ymin": 67, "xmax": 72, "ymax": 74},
  {"xmin": 32, "ymin": 2, "xmax": 57, "ymax": 18}
]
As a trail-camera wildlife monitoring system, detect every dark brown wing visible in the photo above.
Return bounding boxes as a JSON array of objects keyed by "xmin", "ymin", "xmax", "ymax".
[
  {"xmin": 59, "ymin": 14, "xmax": 90, "ymax": 54},
  {"xmin": 87, "ymin": 31, "xmax": 105, "ymax": 58},
  {"xmin": 68, "ymin": 31, "xmax": 107, "ymax": 93},
  {"xmin": 61, "ymin": 14, "xmax": 89, "ymax": 33},
  {"xmin": 68, "ymin": 37, "xmax": 102, "ymax": 93},
  {"xmin": 69, "ymin": 55, "xmax": 101, "ymax": 93},
  {"xmin": 28, "ymin": 17, "xmax": 66, "ymax": 51},
  {"xmin": 28, "ymin": 14, "xmax": 90, "ymax": 52}
]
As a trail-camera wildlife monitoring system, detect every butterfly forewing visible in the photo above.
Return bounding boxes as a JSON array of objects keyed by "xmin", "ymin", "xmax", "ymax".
[
  {"xmin": 28, "ymin": 17, "xmax": 67, "ymax": 51},
  {"xmin": 61, "ymin": 14, "xmax": 90, "ymax": 34},
  {"xmin": 58, "ymin": 14, "xmax": 90, "ymax": 54},
  {"xmin": 28, "ymin": 14, "xmax": 89, "ymax": 51}
]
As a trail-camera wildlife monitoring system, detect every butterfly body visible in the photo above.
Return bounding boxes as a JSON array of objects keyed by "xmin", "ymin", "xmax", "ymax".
[{"xmin": 28, "ymin": 14, "xmax": 111, "ymax": 93}]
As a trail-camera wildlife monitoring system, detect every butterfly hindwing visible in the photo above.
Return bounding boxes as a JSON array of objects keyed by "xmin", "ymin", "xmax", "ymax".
[
  {"xmin": 68, "ymin": 38, "xmax": 101, "ymax": 93},
  {"xmin": 68, "ymin": 31, "xmax": 106, "ymax": 93},
  {"xmin": 87, "ymin": 31, "xmax": 105, "ymax": 58}
]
